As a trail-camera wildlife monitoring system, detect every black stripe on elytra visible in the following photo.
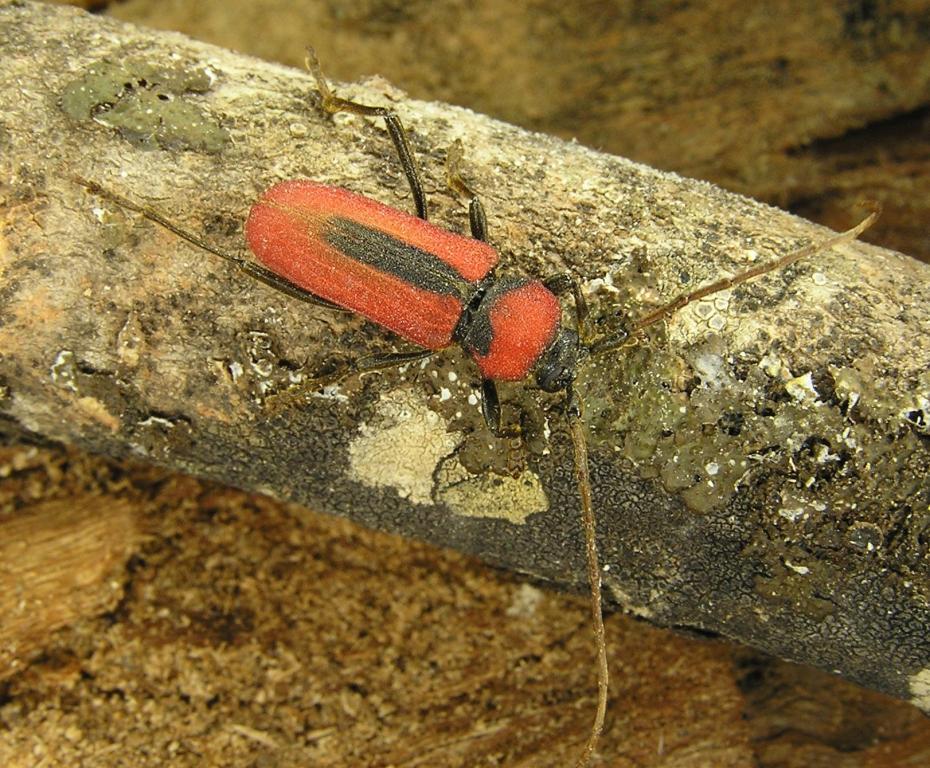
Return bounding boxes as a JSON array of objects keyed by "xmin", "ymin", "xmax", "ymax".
[{"xmin": 324, "ymin": 217, "xmax": 473, "ymax": 299}]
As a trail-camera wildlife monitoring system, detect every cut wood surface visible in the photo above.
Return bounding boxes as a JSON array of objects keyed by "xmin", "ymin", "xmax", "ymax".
[
  {"xmin": 0, "ymin": 496, "xmax": 138, "ymax": 681},
  {"xmin": 2, "ymin": 0, "xmax": 929, "ymax": 715}
]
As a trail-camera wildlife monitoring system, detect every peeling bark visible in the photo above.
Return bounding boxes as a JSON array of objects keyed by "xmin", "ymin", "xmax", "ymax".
[{"xmin": 1, "ymin": 0, "xmax": 929, "ymax": 707}]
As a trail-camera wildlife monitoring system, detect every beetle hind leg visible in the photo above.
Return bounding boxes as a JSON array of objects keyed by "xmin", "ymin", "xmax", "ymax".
[
  {"xmin": 239, "ymin": 262, "xmax": 348, "ymax": 311},
  {"xmin": 305, "ymin": 47, "xmax": 427, "ymax": 221}
]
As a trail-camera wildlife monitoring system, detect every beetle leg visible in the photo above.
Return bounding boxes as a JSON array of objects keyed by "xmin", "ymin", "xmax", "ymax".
[
  {"xmin": 239, "ymin": 262, "xmax": 347, "ymax": 311},
  {"xmin": 306, "ymin": 48, "xmax": 427, "ymax": 221},
  {"xmin": 445, "ymin": 140, "xmax": 489, "ymax": 242},
  {"xmin": 315, "ymin": 347, "xmax": 433, "ymax": 386},
  {"xmin": 74, "ymin": 178, "xmax": 350, "ymax": 314},
  {"xmin": 265, "ymin": 347, "xmax": 433, "ymax": 417},
  {"xmin": 354, "ymin": 348, "xmax": 433, "ymax": 374},
  {"xmin": 544, "ymin": 272, "xmax": 589, "ymax": 333},
  {"xmin": 74, "ymin": 176, "xmax": 349, "ymax": 312},
  {"xmin": 480, "ymin": 379, "xmax": 502, "ymax": 434},
  {"xmin": 543, "ymin": 272, "xmax": 593, "ymax": 348},
  {"xmin": 480, "ymin": 379, "xmax": 522, "ymax": 439}
]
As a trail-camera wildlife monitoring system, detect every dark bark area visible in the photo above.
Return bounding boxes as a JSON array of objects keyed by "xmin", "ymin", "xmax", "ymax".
[{"xmin": 2, "ymin": 2, "xmax": 930, "ymax": 761}]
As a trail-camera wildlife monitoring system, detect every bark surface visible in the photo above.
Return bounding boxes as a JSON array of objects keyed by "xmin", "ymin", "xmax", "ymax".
[{"xmin": 2, "ymin": 0, "xmax": 929, "ymax": 708}]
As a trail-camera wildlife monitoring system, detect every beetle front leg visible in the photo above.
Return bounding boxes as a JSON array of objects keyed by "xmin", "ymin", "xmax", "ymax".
[
  {"xmin": 544, "ymin": 272, "xmax": 590, "ymax": 341},
  {"xmin": 480, "ymin": 379, "xmax": 523, "ymax": 439}
]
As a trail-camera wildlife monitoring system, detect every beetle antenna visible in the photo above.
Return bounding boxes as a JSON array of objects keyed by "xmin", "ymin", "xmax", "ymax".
[
  {"xmin": 73, "ymin": 177, "xmax": 351, "ymax": 311},
  {"xmin": 564, "ymin": 205, "xmax": 879, "ymax": 763},
  {"xmin": 628, "ymin": 203, "xmax": 880, "ymax": 335},
  {"xmin": 566, "ymin": 386, "xmax": 609, "ymax": 768},
  {"xmin": 72, "ymin": 176, "xmax": 247, "ymax": 267}
]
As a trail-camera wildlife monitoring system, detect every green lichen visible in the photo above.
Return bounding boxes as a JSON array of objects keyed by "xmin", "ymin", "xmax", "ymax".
[
  {"xmin": 60, "ymin": 59, "xmax": 228, "ymax": 153},
  {"xmin": 581, "ymin": 307, "xmax": 928, "ymax": 528}
]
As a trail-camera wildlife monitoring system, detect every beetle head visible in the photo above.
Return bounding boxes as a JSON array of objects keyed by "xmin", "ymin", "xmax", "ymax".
[{"xmin": 534, "ymin": 327, "xmax": 582, "ymax": 393}]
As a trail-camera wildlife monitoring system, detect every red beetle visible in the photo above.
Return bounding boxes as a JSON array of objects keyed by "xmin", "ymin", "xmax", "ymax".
[
  {"xmin": 239, "ymin": 49, "xmax": 600, "ymax": 440},
  {"xmin": 245, "ymin": 179, "xmax": 577, "ymax": 401}
]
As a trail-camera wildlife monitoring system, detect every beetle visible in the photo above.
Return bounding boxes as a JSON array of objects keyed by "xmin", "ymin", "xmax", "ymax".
[{"xmin": 76, "ymin": 48, "xmax": 877, "ymax": 768}]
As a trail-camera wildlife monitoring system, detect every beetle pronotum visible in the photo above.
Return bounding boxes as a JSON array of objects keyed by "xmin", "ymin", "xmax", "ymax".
[{"xmin": 76, "ymin": 48, "xmax": 877, "ymax": 767}]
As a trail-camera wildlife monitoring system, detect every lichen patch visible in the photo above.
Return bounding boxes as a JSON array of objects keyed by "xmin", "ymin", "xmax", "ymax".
[
  {"xmin": 59, "ymin": 59, "xmax": 228, "ymax": 153},
  {"xmin": 348, "ymin": 389, "xmax": 459, "ymax": 506},
  {"xmin": 435, "ymin": 455, "xmax": 548, "ymax": 524}
]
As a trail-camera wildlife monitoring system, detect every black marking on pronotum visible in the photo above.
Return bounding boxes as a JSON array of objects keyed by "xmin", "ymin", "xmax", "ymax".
[{"xmin": 458, "ymin": 276, "xmax": 541, "ymax": 358}]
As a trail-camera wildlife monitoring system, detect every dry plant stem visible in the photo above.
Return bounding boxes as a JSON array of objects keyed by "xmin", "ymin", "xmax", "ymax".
[{"xmin": 569, "ymin": 406, "xmax": 608, "ymax": 768}]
